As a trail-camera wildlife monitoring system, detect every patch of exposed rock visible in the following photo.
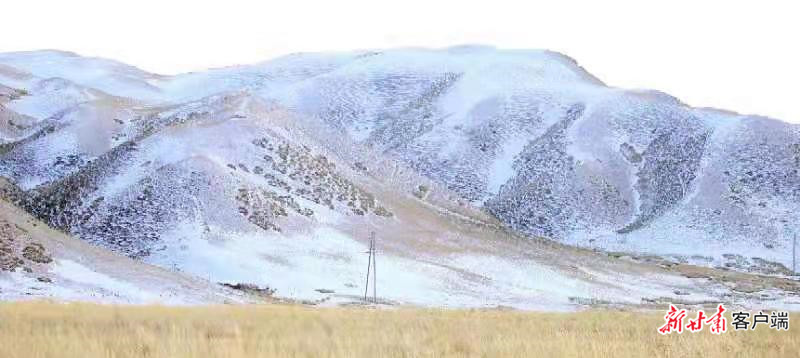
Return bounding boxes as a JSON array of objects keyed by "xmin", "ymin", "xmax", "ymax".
[{"xmin": 0, "ymin": 220, "xmax": 52, "ymax": 272}]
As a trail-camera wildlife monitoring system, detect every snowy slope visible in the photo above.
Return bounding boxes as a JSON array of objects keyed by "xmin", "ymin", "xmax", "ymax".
[
  {"xmin": 0, "ymin": 50, "xmax": 163, "ymax": 101},
  {"xmin": 0, "ymin": 48, "xmax": 798, "ymax": 308},
  {"xmin": 0, "ymin": 196, "xmax": 245, "ymax": 304},
  {"xmin": 143, "ymin": 47, "xmax": 796, "ymax": 269}
]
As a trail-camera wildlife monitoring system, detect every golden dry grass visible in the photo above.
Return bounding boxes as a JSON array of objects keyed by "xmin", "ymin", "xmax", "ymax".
[{"xmin": 0, "ymin": 302, "xmax": 797, "ymax": 358}]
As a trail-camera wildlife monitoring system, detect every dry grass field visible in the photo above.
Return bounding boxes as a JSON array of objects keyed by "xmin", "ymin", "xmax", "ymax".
[{"xmin": 0, "ymin": 302, "xmax": 797, "ymax": 357}]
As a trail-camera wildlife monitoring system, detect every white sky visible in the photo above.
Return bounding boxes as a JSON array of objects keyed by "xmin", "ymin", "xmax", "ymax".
[{"xmin": 2, "ymin": 0, "xmax": 798, "ymax": 123}]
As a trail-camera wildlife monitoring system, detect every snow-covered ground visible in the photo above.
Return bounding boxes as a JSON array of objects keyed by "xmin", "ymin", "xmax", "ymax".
[{"xmin": 1, "ymin": 47, "xmax": 799, "ymax": 310}]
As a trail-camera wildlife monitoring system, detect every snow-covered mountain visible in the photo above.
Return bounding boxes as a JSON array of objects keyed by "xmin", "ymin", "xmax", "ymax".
[{"xmin": 1, "ymin": 48, "xmax": 798, "ymax": 308}]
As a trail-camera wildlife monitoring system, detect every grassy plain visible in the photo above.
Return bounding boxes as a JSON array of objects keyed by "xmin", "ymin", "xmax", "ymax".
[{"xmin": 0, "ymin": 302, "xmax": 797, "ymax": 357}]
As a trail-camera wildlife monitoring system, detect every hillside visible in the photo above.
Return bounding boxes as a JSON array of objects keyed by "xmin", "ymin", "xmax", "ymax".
[
  {"xmin": 0, "ymin": 190, "xmax": 245, "ymax": 303},
  {"xmin": 0, "ymin": 47, "xmax": 798, "ymax": 308}
]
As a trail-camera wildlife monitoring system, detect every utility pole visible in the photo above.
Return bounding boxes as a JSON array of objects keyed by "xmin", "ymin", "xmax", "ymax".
[
  {"xmin": 372, "ymin": 232, "xmax": 377, "ymax": 303},
  {"xmin": 364, "ymin": 236, "xmax": 372, "ymax": 301},
  {"xmin": 363, "ymin": 231, "xmax": 377, "ymax": 303},
  {"xmin": 793, "ymin": 234, "xmax": 796, "ymax": 276}
]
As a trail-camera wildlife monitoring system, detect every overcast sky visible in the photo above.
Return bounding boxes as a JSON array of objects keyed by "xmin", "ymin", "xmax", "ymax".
[{"xmin": 2, "ymin": 0, "xmax": 798, "ymax": 123}]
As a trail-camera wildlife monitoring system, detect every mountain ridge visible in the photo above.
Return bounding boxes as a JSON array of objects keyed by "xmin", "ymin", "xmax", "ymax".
[{"xmin": 1, "ymin": 47, "xmax": 798, "ymax": 308}]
